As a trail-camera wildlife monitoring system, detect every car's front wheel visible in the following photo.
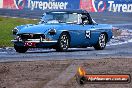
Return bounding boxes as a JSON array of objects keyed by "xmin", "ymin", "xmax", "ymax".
[
  {"xmin": 14, "ymin": 44, "xmax": 28, "ymax": 53},
  {"xmin": 94, "ymin": 33, "xmax": 107, "ymax": 50},
  {"xmin": 56, "ymin": 32, "xmax": 70, "ymax": 52}
]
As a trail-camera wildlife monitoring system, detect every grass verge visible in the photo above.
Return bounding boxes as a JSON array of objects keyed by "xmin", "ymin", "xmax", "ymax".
[{"xmin": 0, "ymin": 16, "xmax": 38, "ymax": 47}]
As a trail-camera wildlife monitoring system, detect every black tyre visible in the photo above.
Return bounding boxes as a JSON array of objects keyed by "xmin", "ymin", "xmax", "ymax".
[
  {"xmin": 56, "ymin": 32, "xmax": 70, "ymax": 52},
  {"xmin": 94, "ymin": 33, "xmax": 107, "ymax": 50},
  {"xmin": 14, "ymin": 44, "xmax": 28, "ymax": 53}
]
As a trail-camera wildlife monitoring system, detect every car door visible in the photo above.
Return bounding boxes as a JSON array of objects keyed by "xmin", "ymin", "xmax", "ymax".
[
  {"xmin": 79, "ymin": 14, "xmax": 97, "ymax": 46},
  {"xmin": 68, "ymin": 13, "xmax": 97, "ymax": 47}
]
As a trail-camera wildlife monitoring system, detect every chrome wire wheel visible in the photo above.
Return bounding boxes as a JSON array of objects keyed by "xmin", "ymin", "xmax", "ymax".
[
  {"xmin": 56, "ymin": 32, "xmax": 70, "ymax": 52},
  {"xmin": 99, "ymin": 33, "xmax": 106, "ymax": 48},
  {"xmin": 60, "ymin": 35, "xmax": 69, "ymax": 49},
  {"xmin": 94, "ymin": 33, "xmax": 107, "ymax": 50}
]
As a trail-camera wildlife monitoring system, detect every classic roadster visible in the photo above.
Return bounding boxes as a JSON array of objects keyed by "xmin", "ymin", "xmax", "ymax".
[{"xmin": 12, "ymin": 10, "xmax": 113, "ymax": 53}]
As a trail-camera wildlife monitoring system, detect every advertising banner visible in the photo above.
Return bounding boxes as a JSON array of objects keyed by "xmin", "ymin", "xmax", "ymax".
[
  {"xmin": 0, "ymin": 0, "xmax": 80, "ymax": 10},
  {"xmin": 27, "ymin": 0, "xmax": 80, "ymax": 10},
  {"xmin": 80, "ymin": 0, "xmax": 132, "ymax": 12},
  {"xmin": 0, "ymin": 0, "xmax": 132, "ymax": 12}
]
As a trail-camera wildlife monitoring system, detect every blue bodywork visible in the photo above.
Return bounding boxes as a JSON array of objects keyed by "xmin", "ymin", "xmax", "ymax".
[{"xmin": 12, "ymin": 10, "xmax": 113, "ymax": 49}]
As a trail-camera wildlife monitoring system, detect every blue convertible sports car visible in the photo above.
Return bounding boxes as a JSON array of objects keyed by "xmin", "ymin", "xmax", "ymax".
[{"xmin": 12, "ymin": 10, "xmax": 113, "ymax": 53}]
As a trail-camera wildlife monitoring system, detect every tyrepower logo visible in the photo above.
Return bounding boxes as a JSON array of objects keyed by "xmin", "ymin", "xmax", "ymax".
[
  {"xmin": 28, "ymin": 0, "xmax": 68, "ymax": 10},
  {"xmin": 97, "ymin": 0, "xmax": 106, "ymax": 12},
  {"xmin": 108, "ymin": 1, "xmax": 132, "ymax": 12},
  {"xmin": 14, "ymin": 0, "xmax": 26, "ymax": 10},
  {"xmin": 80, "ymin": 0, "xmax": 132, "ymax": 12},
  {"xmin": 1, "ymin": 0, "xmax": 69, "ymax": 10}
]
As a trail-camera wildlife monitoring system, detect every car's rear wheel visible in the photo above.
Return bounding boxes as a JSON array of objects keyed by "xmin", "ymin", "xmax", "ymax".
[
  {"xmin": 94, "ymin": 33, "xmax": 107, "ymax": 50},
  {"xmin": 14, "ymin": 44, "xmax": 28, "ymax": 53},
  {"xmin": 56, "ymin": 32, "xmax": 70, "ymax": 52}
]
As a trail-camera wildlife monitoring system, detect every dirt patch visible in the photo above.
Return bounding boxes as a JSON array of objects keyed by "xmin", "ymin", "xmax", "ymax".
[{"xmin": 0, "ymin": 58, "xmax": 131, "ymax": 88}]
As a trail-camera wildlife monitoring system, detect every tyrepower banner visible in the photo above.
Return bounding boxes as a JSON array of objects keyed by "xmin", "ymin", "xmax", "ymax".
[
  {"xmin": 0, "ymin": 0, "xmax": 132, "ymax": 12},
  {"xmin": 0, "ymin": 0, "xmax": 80, "ymax": 10},
  {"xmin": 80, "ymin": 0, "xmax": 132, "ymax": 12}
]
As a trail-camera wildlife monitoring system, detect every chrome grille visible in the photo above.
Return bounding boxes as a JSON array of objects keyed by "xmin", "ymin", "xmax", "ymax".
[{"xmin": 18, "ymin": 34, "xmax": 45, "ymax": 41}]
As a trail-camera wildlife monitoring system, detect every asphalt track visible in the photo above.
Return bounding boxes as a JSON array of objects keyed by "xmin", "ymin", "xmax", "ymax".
[{"xmin": 0, "ymin": 12, "xmax": 132, "ymax": 62}]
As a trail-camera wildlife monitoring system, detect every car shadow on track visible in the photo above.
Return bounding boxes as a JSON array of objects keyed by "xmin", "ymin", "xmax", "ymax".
[{"xmin": 26, "ymin": 48, "xmax": 95, "ymax": 53}]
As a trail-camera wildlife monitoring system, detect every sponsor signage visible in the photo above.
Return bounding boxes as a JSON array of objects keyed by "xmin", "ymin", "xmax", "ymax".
[
  {"xmin": 0, "ymin": 0, "xmax": 131, "ymax": 12},
  {"xmin": 76, "ymin": 67, "xmax": 131, "ymax": 85},
  {"xmin": 80, "ymin": 0, "xmax": 132, "ymax": 12},
  {"xmin": 28, "ymin": 0, "xmax": 68, "ymax": 10},
  {"xmin": 108, "ymin": 1, "xmax": 132, "ymax": 12},
  {"xmin": 0, "ymin": 0, "xmax": 79, "ymax": 10}
]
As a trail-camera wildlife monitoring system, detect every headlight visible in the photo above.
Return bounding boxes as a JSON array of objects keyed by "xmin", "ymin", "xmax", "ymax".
[
  {"xmin": 12, "ymin": 27, "xmax": 18, "ymax": 35},
  {"xmin": 48, "ymin": 29, "xmax": 56, "ymax": 35}
]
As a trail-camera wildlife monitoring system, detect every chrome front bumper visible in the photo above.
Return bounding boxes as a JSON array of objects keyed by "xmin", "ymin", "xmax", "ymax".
[{"xmin": 11, "ymin": 39, "xmax": 57, "ymax": 43}]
